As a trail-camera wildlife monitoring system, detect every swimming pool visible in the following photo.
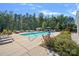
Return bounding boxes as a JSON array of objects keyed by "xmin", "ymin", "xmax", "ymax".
[{"xmin": 20, "ymin": 31, "xmax": 51, "ymax": 38}]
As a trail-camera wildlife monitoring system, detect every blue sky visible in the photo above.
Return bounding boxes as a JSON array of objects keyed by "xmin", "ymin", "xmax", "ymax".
[{"xmin": 0, "ymin": 3, "xmax": 78, "ymax": 17}]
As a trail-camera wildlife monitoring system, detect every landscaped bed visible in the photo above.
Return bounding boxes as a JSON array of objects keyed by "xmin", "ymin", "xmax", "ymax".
[{"xmin": 44, "ymin": 31, "xmax": 79, "ymax": 56}]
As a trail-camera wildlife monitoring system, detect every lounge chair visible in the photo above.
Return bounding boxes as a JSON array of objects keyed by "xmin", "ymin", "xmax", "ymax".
[{"xmin": 0, "ymin": 35, "xmax": 14, "ymax": 45}]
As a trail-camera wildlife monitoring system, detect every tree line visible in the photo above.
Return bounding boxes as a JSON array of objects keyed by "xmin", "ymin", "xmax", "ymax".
[{"xmin": 0, "ymin": 11, "xmax": 77, "ymax": 32}]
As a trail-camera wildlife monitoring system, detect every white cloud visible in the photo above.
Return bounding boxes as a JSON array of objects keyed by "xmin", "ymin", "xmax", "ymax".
[
  {"xmin": 66, "ymin": 5, "xmax": 76, "ymax": 16},
  {"xmin": 20, "ymin": 3, "xmax": 27, "ymax": 5},
  {"xmin": 28, "ymin": 4, "xmax": 34, "ymax": 6},
  {"xmin": 67, "ymin": 9, "xmax": 76, "ymax": 16},
  {"xmin": 77, "ymin": 5, "xmax": 79, "ymax": 9},
  {"xmin": 75, "ymin": 3, "xmax": 79, "ymax": 10},
  {"xmin": 20, "ymin": 3, "xmax": 42, "ymax": 10},
  {"xmin": 30, "ymin": 7, "xmax": 36, "ymax": 10},
  {"xmin": 52, "ymin": 12, "xmax": 61, "ymax": 15},
  {"xmin": 36, "ymin": 5, "xmax": 42, "ymax": 8},
  {"xmin": 63, "ymin": 4, "xmax": 77, "ymax": 16},
  {"xmin": 14, "ymin": 9, "xmax": 19, "ymax": 11},
  {"xmin": 71, "ymin": 11, "xmax": 76, "ymax": 15},
  {"xmin": 28, "ymin": 4, "xmax": 42, "ymax": 10},
  {"xmin": 20, "ymin": 3, "xmax": 34, "ymax": 6},
  {"xmin": 39, "ymin": 10, "xmax": 61, "ymax": 16},
  {"xmin": 29, "ymin": 4, "xmax": 42, "ymax": 8},
  {"xmin": 64, "ymin": 4, "xmax": 69, "ymax": 7}
]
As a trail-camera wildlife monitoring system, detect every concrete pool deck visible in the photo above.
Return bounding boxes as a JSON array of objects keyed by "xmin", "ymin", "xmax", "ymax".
[{"xmin": 0, "ymin": 32, "xmax": 60, "ymax": 56}]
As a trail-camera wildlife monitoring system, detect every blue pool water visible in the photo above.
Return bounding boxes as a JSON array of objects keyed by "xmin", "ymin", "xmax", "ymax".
[{"xmin": 20, "ymin": 31, "xmax": 50, "ymax": 38}]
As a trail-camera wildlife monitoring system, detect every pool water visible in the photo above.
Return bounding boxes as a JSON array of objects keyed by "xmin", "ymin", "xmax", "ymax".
[{"xmin": 20, "ymin": 31, "xmax": 51, "ymax": 38}]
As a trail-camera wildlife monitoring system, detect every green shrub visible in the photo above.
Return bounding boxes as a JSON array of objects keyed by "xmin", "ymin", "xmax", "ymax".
[
  {"xmin": 44, "ymin": 31, "xmax": 79, "ymax": 56},
  {"xmin": 2, "ymin": 29, "xmax": 8, "ymax": 34},
  {"xmin": 1, "ymin": 29, "xmax": 12, "ymax": 35},
  {"xmin": 7, "ymin": 30, "xmax": 12, "ymax": 35}
]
